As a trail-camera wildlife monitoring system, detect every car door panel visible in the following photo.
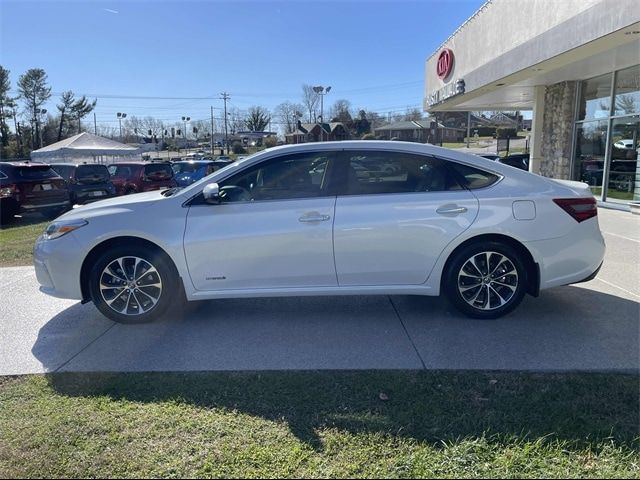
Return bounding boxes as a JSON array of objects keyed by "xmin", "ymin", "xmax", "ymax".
[{"xmin": 333, "ymin": 192, "xmax": 478, "ymax": 285}]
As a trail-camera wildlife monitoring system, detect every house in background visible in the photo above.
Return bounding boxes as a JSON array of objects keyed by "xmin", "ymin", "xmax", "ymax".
[
  {"xmin": 374, "ymin": 119, "xmax": 465, "ymax": 144},
  {"xmin": 285, "ymin": 121, "xmax": 350, "ymax": 144}
]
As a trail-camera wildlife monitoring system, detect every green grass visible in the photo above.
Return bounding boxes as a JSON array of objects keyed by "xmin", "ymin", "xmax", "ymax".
[
  {"xmin": 1, "ymin": 371, "xmax": 638, "ymax": 478},
  {"xmin": 0, "ymin": 218, "xmax": 47, "ymax": 267}
]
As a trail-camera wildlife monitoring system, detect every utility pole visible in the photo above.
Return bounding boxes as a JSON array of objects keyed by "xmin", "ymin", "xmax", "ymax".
[
  {"xmin": 466, "ymin": 111, "xmax": 471, "ymax": 148},
  {"xmin": 210, "ymin": 106, "xmax": 214, "ymax": 153},
  {"xmin": 220, "ymin": 92, "xmax": 230, "ymax": 154},
  {"xmin": 94, "ymin": 112, "xmax": 97, "ymax": 135}
]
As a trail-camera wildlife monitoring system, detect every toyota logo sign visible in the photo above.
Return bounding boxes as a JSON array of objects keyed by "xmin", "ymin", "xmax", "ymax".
[{"xmin": 436, "ymin": 48, "xmax": 454, "ymax": 80}]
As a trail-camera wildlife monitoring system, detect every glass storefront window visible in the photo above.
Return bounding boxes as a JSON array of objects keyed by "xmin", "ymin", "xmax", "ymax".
[
  {"xmin": 614, "ymin": 65, "xmax": 640, "ymax": 116},
  {"xmin": 577, "ymin": 73, "xmax": 612, "ymax": 121},
  {"xmin": 607, "ymin": 116, "xmax": 639, "ymax": 202},
  {"xmin": 574, "ymin": 120, "xmax": 608, "ymax": 192}
]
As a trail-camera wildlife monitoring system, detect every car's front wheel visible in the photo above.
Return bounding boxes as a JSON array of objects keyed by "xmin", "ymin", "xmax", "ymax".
[
  {"xmin": 444, "ymin": 241, "xmax": 527, "ymax": 319},
  {"xmin": 89, "ymin": 245, "xmax": 178, "ymax": 323}
]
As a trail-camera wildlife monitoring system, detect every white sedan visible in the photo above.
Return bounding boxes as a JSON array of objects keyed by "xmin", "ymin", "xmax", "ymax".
[{"xmin": 34, "ymin": 141, "xmax": 605, "ymax": 323}]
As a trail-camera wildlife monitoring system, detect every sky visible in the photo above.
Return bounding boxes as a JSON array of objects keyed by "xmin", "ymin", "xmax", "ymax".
[{"xmin": 1, "ymin": 0, "xmax": 486, "ymax": 133}]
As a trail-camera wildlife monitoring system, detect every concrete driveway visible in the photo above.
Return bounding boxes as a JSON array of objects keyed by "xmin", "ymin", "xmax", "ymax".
[{"xmin": 1, "ymin": 208, "xmax": 638, "ymax": 375}]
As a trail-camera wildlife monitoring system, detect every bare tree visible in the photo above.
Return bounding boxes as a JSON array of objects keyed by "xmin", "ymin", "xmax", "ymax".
[
  {"xmin": 301, "ymin": 84, "xmax": 319, "ymax": 123},
  {"xmin": 329, "ymin": 99, "xmax": 353, "ymax": 124},
  {"xmin": 275, "ymin": 101, "xmax": 304, "ymax": 134},
  {"xmin": 227, "ymin": 107, "xmax": 245, "ymax": 134}
]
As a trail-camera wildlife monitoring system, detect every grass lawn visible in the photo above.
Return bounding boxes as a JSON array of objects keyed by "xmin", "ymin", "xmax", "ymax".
[
  {"xmin": 0, "ymin": 217, "xmax": 47, "ymax": 267},
  {"xmin": 0, "ymin": 371, "xmax": 638, "ymax": 478}
]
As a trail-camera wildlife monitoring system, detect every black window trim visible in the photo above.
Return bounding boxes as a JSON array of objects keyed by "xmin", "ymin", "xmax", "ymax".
[{"xmin": 185, "ymin": 151, "xmax": 341, "ymax": 207}]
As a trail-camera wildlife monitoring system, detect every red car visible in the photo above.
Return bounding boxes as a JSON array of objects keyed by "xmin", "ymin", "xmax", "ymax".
[
  {"xmin": 107, "ymin": 162, "xmax": 177, "ymax": 196},
  {"xmin": 0, "ymin": 161, "xmax": 70, "ymax": 224}
]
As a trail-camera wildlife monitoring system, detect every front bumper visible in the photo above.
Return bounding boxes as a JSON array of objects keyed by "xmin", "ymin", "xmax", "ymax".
[{"xmin": 33, "ymin": 232, "xmax": 85, "ymax": 300}]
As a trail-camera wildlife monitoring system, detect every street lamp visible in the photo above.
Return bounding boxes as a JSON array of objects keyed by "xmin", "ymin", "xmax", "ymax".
[
  {"xmin": 117, "ymin": 112, "xmax": 127, "ymax": 141},
  {"xmin": 182, "ymin": 116, "xmax": 190, "ymax": 153},
  {"xmin": 313, "ymin": 86, "xmax": 331, "ymax": 141}
]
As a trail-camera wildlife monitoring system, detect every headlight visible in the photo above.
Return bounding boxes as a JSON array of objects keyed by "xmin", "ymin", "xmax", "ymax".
[{"xmin": 43, "ymin": 219, "xmax": 88, "ymax": 240}]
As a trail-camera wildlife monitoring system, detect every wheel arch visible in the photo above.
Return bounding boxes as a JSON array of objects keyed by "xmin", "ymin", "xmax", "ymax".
[
  {"xmin": 79, "ymin": 236, "xmax": 180, "ymax": 302},
  {"xmin": 441, "ymin": 233, "xmax": 540, "ymax": 297}
]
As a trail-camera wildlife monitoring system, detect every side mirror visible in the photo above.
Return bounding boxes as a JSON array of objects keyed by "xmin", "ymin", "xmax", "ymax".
[{"xmin": 203, "ymin": 182, "xmax": 220, "ymax": 204}]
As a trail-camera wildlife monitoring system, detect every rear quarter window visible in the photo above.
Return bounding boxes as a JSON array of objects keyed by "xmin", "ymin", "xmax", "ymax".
[
  {"xmin": 144, "ymin": 164, "xmax": 173, "ymax": 179},
  {"xmin": 448, "ymin": 162, "xmax": 500, "ymax": 189},
  {"xmin": 76, "ymin": 164, "xmax": 110, "ymax": 179}
]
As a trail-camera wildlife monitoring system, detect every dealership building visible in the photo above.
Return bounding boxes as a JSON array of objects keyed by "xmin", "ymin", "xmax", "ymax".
[{"xmin": 424, "ymin": 0, "xmax": 640, "ymax": 208}]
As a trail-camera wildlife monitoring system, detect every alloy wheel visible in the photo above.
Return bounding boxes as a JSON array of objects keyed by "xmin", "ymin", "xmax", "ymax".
[
  {"xmin": 99, "ymin": 256, "xmax": 163, "ymax": 316},
  {"xmin": 457, "ymin": 251, "xmax": 518, "ymax": 311}
]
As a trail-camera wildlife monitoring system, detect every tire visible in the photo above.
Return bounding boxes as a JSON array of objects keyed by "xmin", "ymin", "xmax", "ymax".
[
  {"xmin": 89, "ymin": 245, "xmax": 178, "ymax": 323},
  {"xmin": 443, "ymin": 241, "xmax": 527, "ymax": 319}
]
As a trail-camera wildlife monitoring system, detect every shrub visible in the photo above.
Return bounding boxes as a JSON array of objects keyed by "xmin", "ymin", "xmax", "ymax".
[
  {"xmin": 232, "ymin": 141, "xmax": 246, "ymax": 154},
  {"xmin": 263, "ymin": 136, "xmax": 277, "ymax": 148},
  {"xmin": 361, "ymin": 133, "xmax": 376, "ymax": 140},
  {"xmin": 496, "ymin": 127, "xmax": 517, "ymax": 139}
]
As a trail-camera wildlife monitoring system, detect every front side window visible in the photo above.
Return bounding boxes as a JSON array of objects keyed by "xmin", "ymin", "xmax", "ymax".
[
  {"xmin": 218, "ymin": 153, "xmax": 331, "ymax": 202},
  {"xmin": 339, "ymin": 151, "xmax": 462, "ymax": 195}
]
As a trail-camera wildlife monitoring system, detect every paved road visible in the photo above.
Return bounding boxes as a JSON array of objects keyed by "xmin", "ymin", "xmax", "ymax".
[{"xmin": 1, "ymin": 208, "xmax": 638, "ymax": 375}]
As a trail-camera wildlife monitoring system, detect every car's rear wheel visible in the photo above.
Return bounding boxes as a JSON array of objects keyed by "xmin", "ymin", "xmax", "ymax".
[
  {"xmin": 89, "ymin": 245, "xmax": 177, "ymax": 323},
  {"xmin": 444, "ymin": 241, "xmax": 527, "ymax": 319}
]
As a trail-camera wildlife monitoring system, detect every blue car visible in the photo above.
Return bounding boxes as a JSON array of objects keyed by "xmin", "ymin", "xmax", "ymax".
[{"xmin": 172, "ymin": 161, "xmax": 216, "ymax": 187}]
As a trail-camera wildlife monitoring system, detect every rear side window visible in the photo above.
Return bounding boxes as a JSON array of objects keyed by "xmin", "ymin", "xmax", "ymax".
[
  {"xmin": 448, "ymin": 162, "xmax": 501, "ymax": 189},
  {"xmin": 15, "ymin": 166, "xmax": 59, "ymax": 179},
  {"xmin": 109, "ymin": 165, "xmax": 135, "ymax": 177},
  {"xmin": 144, "ymin": 164, "xmax": 173, "ymax": 179},
  {"xmin": 76, "ymin": 164, "xmax": 109, "ymax": 181},
  {"xmin": 339, "ymin": 151, "xmax": 461, "ymax": 195}
]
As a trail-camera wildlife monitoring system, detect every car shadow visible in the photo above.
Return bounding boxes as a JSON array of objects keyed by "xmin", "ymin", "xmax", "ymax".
[{"xmin": 30, "ymin": 286, "xmax": 640, "ymax": 450}]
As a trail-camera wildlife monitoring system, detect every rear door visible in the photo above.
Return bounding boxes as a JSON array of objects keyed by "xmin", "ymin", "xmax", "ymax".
[{"xmin": 332, "ymin": 150, "xmax": 479, "ymax": 286}]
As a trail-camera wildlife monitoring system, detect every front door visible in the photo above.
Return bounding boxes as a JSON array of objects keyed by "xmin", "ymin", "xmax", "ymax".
[{"xmin": 184, "ymin": 152, "xmax": 338, "ymax": 291}]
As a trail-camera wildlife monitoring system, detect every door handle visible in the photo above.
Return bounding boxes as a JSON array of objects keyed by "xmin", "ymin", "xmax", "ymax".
[
  {"xmin": 436, "ymin": 205, "xmax": 468, "ymax": 215},
  {"xmin": 299, "ymin": 213, "xmax": 331, "ymax": 223}
]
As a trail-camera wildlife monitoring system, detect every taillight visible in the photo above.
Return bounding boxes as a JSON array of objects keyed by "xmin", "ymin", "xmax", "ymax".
[
  {"xmin": 0, "ymin": 184, "xmax": 18, "ymax": 198},
  {"xmin": 553, "ymin": 197, "xmax": 597, "ymax": 222}
]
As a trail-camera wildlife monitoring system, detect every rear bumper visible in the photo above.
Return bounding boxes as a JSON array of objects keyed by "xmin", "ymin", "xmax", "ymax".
[
  {"xmin": 524, "ymin": 219, "xmax": 606, "ymax": 291},
  {"xmin": 20, "ymin": 199, "xmax": 70, "ymax": 212}
]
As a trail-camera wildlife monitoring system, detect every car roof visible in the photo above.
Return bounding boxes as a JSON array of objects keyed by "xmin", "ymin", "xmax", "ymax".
[
  {"xmin": 0, "ymin": 161, "xmax": 51, "ymax": 167},
  {"xmin": 174, "ymin": 160, "xmax": 213, "ymax": 164}
]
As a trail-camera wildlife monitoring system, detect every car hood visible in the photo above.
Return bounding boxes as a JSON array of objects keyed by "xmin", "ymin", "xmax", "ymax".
[{"xmin": 57, "ymin": 190, "xmax": 165, "ymax": 221}]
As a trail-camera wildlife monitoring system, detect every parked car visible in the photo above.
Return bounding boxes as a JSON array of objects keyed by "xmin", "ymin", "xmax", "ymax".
[
  {"xmin": 34, "ymin": 141, "xmax": 604, "ymax": 324},
  {"xmin": 499, "ymin": 153, "xmax": 529, "ymax": 171},
  {"xmin": 172, "ymin": 160, "xmax": 216, "ymax": 187},
  {"xmin": 0, "ymin": 161, "xmax": 70, "ymax": 224},
  {"xmin": 50, "ymin": 163, "xmax": 116, "ymax": 205},
  {"xmin": 217, "ymin": 155, "xmax": 232, "ymax": 161},
  {"xmin": 107, "ymin": 162, "xmax": 176, "ymax": 195},
  {"xmin": 614, "ymin": 139, "xmax": 635, "ymax": 150}
]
